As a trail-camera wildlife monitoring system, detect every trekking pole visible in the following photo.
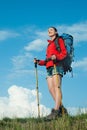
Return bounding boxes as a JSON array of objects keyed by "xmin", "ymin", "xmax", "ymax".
[{"xmin": 34, "ymin": 58, "xmax": 40, "ymax": 118}]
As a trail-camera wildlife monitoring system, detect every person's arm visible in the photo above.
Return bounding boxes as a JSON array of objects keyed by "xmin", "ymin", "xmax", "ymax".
[
  {"xmin": 38, "ymin": 60, "xmax": 46, "ymax": 66},
  {"xmin": 34, "ymin": 58, "xmax": 46, "ymax": 66}
]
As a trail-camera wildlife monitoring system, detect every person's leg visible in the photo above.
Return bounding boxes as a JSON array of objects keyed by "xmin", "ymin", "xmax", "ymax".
[
  {"xmin": 52, "ymin": 74, "xmax": 68, "ymax": 116},
  {"xmin": 52, "ymin": 74, "xmax": 62, "ymax": 110},
  {"xmin": 47, "ymin": 74, "xmax": 62, "ymax": 110},
  {"xmin": 45, "ymin": 75, "xmax": 62, "ymax": 121},
  {"xmin": 45, "ymin": 67, "xmax": 68, "ymax": 120},
  {"xmin": 47, "ymin": 77, "xmax": 56, "ymax": 101}
]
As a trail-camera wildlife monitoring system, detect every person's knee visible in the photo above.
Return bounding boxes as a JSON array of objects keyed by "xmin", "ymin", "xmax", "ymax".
[
  {"xmin": 58, "ymin": 85, "xmax": 61, "ymax": 88},
  {"xmin": 48, "ymin": 86, "xmax": 53, "ymax": 92}
]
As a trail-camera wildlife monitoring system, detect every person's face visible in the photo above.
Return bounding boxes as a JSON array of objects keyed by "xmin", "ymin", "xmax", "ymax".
[{"xmin": 48, "ymin": 28, "xmax": 57, "ymax": 37}]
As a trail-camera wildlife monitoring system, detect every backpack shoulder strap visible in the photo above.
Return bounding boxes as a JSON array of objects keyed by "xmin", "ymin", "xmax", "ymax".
[{"xmin": 54, "ymin": 37, "xmax": 61, "ymax": 51}]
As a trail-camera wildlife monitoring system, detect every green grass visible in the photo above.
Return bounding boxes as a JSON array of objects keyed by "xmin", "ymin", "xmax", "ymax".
[{"xmin": 0, "ymin": 114, "xmax": 87, "ymax": 130}]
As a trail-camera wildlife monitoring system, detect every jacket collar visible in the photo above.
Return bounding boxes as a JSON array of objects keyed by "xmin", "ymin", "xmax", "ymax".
[{"xmin": 47, "ymin": 40, "xmax": 53, "ymax": 44}]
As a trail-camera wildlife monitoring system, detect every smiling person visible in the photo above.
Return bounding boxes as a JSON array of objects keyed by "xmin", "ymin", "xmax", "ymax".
[{"xmin": 34, "ymin": 27, "xmax": 68, "ymax": 120}]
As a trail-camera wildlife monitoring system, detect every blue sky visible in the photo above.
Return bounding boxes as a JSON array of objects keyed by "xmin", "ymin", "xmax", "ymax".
[{"xmin": 0, "ymin": 0, "xmax": 87, "ymax": 118}]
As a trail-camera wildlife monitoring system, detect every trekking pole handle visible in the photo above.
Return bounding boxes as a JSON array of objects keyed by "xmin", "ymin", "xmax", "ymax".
[
  {"xmin": 35, "ymin": 62, "xmax": 37, "ymax": 68},
  {"xmin": 53, "ymin": 59, "xmax": 57, "ymax": 64},
  {"xmin": 34, "ymin": 58, "xmax": 38, "ymax": 68}
]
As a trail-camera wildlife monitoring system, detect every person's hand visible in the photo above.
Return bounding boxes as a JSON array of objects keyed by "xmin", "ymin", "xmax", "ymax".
[
  {"xmin": 34, "ymin": 58, "xmax": 37, "ymax": 64},
  {"xmin": 34, "ymin": 58, "xmax": 40, "ymax": 64},
  {"xmin": 51, "ymin": 55, "xmax": 56, "ymax": 60}
]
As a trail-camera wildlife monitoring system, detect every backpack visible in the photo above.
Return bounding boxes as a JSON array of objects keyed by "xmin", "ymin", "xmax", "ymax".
[{"xmin": 54, "ymin": 33, "xmax": 74, "ymax": 76}]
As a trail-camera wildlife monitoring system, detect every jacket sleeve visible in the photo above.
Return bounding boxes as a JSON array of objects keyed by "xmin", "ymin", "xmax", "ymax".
[
  {"xmin": 56, "ymin": 38, "xmax": 67, "ymax": 60},
  {"xmin": 38, "ymin": 60, "xmax": 46, "ymax": 66}
]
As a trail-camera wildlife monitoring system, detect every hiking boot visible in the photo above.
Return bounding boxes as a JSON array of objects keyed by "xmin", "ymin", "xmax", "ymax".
[
  {"xmin": 59, "ymin": 105, "xmax": 68, "ymax": 116},
  {"xmin": 44, "ymin": 108, "xmax": 61, "ymax": 121}
]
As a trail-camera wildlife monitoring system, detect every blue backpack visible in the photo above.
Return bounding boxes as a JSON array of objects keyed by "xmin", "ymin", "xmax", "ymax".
[{"xmin": 54, "ymin": 33, "xmax": 74, "ymax": 76}]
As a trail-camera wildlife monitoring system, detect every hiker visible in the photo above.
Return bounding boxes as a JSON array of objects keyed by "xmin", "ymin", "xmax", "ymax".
[{"xmin": 34, "ymin": 27, "xmax": 68, "ymax": 120}]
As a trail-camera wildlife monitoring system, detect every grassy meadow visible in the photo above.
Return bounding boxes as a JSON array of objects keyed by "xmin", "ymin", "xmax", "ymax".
[{"xmin": 0, "ymin": 114, "xmax": 87, "ymax": 130}]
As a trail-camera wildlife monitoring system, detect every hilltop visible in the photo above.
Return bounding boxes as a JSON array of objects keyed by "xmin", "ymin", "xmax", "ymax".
[{"xmin": 0, "ymin": 114, "xmax": 87, "ymax": 130}]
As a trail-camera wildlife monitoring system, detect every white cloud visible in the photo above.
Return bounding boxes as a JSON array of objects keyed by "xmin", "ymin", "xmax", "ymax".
[
  {"xmin": 10, "ymin": 52, "xmax": 35, "ymax": 81},
  {"xmin": 67, "ymin": 107, "xmax": 87, "ymax": 116},
  {"xmin": 24, "ymin": 39, "xmax": 47, "ymax": 51},
  {"xmin": 9, "ymin": 51, "xmax": 46, "ymax": 83},
  {"xmin": 0, "ymin": 30, "xmax": 20, "ymax": 41},
  {"xmin": 12, "ymin": 53, "xmax": 33, "ymax": 70},
  {"xmin": 72, "ymin": 57, "xmax": 87, "ymax": 71},
  {"xmin": 35, "ymin": 30, "xmax": 47, "ymax": 38},
  {"xmin": 0, "ymin": 85, "xmax": 50, "ymax": 119},
  {"xmin": 57, "ymin": 21, "xmax": 87, "ymax": 44},
  {"xmin": 24, "ymin": 21, "xmax": 87, "ymax": 52},
  {"xmin": 0, "ymin": 85, "xmax": 87, "ymax": 120}
]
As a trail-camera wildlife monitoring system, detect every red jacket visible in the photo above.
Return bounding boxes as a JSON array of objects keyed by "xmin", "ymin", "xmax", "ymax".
[{"xmin": 38, "ymin": 38, "xmax": 67, "ymax": 68}]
